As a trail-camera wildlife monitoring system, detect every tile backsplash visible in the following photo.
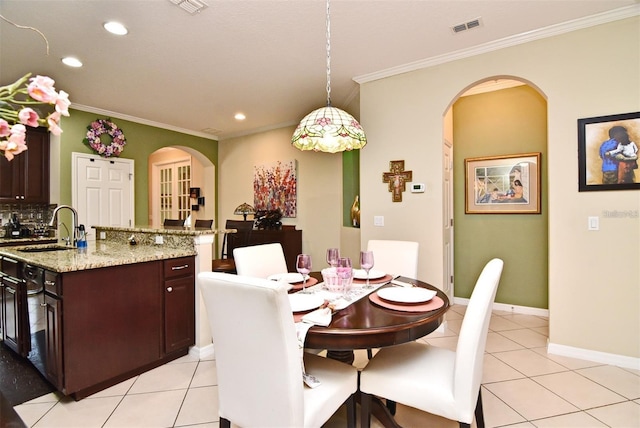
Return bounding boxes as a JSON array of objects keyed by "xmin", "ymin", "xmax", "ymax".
[{"xmin": 0, "ymin": 204, "xmax": 57, "ymax": 236}]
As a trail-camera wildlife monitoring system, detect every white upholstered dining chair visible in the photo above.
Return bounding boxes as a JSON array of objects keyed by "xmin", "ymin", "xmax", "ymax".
[
  {"xmin": 233, "ymin": 242, "xmax": 288, "ymax": 278},
  {"xmin": 367, "ymin": 239, "xmax": 419, "ymax": 278},
  {"xmin": 198, "ymin": 272, "xmax": 357, "ymax": 428},
  {"xmin": 359, "ymin": 258, "xmax": 504, "ymax": 428}
]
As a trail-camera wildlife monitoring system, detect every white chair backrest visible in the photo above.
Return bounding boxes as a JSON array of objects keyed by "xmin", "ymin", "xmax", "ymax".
[
  {"xmin": 367, "ymin": 239, "xmax": 419, "ymax": 278},
  {"xmin": 198, "ymin": 272, "xmax": 304, "ymax": 426},
  {"xmin": 233, "ymin": 242, "xmax": 288, "ymax": 278},
  {"xmin": 454, "ymin": 258, "xmax": 504, "ymax": 420}
]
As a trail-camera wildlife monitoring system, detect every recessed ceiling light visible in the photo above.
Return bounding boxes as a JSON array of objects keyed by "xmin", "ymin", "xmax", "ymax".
[
  {"xmin": 103, "ymin": 21, "xmax": 128, "ymax": 35},
  {"xmin": 62, "ymin": 57, "xmax": 83, "ymax": 67},
  {"xmin": 234, "ymin": 113, "xmax": 246, "ymax": 121}
]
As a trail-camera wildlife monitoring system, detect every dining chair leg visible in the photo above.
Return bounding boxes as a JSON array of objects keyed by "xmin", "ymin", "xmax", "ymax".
[
  {"xmin": 458, "ymin": 390, "xmax": 484, "ymax": 428},
  {"xmin": 346, "ymin": 394, "xmax": 356, "ymax": 428},
  {"xmin": 475, "ymin": 388, "xmax": 485, "ymax": 428},
  {"xmin": 360, "ymin": 392, "xmax": 372, "ymax": 428},
  {"xmin": 220, "ymin": 417, "xmax": 231, "ymax": 428},
  {"xmin": 386, "ymin": 399, "xmax": 397, "ymax": 415}
]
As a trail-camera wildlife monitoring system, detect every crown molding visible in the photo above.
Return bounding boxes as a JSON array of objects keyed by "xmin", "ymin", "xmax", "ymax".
[
  {"xmin": 354, "ymin": 4, "xmax": 640, "ymax": 84},
  {"xmin": 70, "ymin": 103, "xmax": 219, "ymax": 141}
]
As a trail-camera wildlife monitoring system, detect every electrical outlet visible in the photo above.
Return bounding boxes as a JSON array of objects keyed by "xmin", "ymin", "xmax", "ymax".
[
  {"xmin": 99, "ymin": 231, "xmax": 106, "ymax": 240},
  {"xmin": 155, "ymin": 235, "xmax": 164, "ymax": 245}
]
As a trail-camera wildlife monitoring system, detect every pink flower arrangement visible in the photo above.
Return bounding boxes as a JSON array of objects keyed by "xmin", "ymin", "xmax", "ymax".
[{"xmin": 0, "ymin": 73, "xmax": 70, "ymax": 160}]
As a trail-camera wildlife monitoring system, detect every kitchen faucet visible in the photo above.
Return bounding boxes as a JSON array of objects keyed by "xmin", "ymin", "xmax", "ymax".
[{"xmin": 48, "ymin": 205, "xmax": 79, "ymax": 246}]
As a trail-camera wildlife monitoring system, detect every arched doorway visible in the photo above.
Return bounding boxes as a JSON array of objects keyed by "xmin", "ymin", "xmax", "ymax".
[
  {"xmin": 445, "ymin": 77, "xmax": 549, "ymax": 310},
  {"xmin": 148, "ymin": 146, "xmax": 216, "ymax": 228}
]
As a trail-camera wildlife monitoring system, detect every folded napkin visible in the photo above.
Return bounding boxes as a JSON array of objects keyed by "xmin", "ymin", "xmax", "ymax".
[{"xmin": 301, "ymin": 307, "xmax": 332, "ymax": 327}]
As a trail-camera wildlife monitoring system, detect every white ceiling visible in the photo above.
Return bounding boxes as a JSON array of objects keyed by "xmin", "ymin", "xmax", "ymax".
[{"xmin": 1, "ymin": 0, "xmax": 637, "ymax": 140}]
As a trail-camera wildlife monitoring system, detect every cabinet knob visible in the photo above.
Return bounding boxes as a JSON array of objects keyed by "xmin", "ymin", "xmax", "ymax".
[{"xmin": 166, "ymin": 287, "xmax": 173, "ymax": 292}]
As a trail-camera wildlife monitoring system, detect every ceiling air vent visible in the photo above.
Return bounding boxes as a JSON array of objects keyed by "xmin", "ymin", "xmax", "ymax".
[
  {"xmin": 169, "ymin": 0, "xmax": 208, "ymax": 14},
  {"xmin": 201, "ymin": 127, "xmax": 221, "ymax": 135},
  {"xmin": 451, "ymin": 17, "xmax": 483, "ymax": 34}
]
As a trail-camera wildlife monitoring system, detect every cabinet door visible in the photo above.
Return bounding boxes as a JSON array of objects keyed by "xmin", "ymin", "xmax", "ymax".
[
  {"xmin": 0, "ymin": 126, "xmax": 50, "ymax": 203},
  {"xmin": 0, "ymin": 274, "xmax": 4, "ymax": 339},
  {"xmin": 1, "ymin": 276, "xmax": 22, "ymax": 354},
  {"xmin": 44, "ymin": 293, "xmax": 63, "ymax": 388},
  {"xmin": 164, "ymin": 275, "xmax": 195, "ymax": 353}
]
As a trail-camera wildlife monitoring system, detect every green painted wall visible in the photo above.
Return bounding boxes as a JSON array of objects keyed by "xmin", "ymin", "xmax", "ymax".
[
  {"xmin": 453, "ymin": 85, "xmax": 548, "ymax": 308},
  {"xmin": 58, "ymin": 109, "xmax": 217, "ymax": 225},
  {"xmin": 342, "ymin": 150, "xmax": 360, "ymax": 227}
]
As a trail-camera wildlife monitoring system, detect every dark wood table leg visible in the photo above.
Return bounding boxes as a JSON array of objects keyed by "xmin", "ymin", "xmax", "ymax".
[
  {"xmin": 325, "ymin": 350, "xmax": 401, "ymax": 428},
  {"xmin": 357, "ymin": 393, "xmax": 402, "ymax": 428},
  {"xmin": 326, "ymin": 350, "xmax": 354, "ymax": 365}
]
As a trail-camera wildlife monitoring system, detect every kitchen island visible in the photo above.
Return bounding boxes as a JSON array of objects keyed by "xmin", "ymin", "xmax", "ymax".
[{"xmin": 0, "ymin": 227, "xmax": 212, "ymax": 400}]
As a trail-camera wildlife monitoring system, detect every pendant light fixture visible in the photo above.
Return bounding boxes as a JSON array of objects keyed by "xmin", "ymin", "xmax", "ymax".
[{"xmin": 291, "ymin": 0, "xmax": 367, "ymax": 153}]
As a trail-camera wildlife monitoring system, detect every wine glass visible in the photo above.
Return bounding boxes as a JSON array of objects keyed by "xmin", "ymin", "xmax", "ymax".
[
  {"xmin": 326, "ymin": 248, "xmax": 340, "ymax": 267},
  {"xmin": 336, "ymin": 257, "xmax": 353, "ymax": 299},
  {"xmin": 360, "ymin": 250, "xmax": 375, "ymax": 288},
  {"xmin": 296, "ymin": 254, "xmax": 312, "ymax": 293}
]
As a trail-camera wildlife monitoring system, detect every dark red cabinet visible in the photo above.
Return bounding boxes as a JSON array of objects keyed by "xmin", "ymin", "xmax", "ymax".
[{"xmin": 0, "ymin": 126, "xmax": 50, "ymax": 204}]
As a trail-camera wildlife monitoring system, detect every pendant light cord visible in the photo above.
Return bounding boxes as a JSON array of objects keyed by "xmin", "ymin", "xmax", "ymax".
[{"xmin": 325, "ymin": 0, "xmax": 332, "ymax": 107}]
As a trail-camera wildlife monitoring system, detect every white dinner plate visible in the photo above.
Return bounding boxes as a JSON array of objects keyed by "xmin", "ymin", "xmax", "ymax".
[
  {"xmin": 353, "ymin": 269, "xmax": 385, "ymax": 280},
  {"xmin": 288, "ymin": 293, "xmax": 325, "ymax": 312},
  {"xmin": 267, "ymin": 272, "xmax": 309, "ymax": 283},
  {"xmin": 376, "ymin": 287, "xmax": 436, "ymax": 304}
]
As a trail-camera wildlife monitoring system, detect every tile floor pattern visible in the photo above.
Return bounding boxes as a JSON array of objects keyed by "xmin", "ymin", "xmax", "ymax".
[{"xmin": 13, "ymin": 305, "xmax": 640, "ymax": 427}]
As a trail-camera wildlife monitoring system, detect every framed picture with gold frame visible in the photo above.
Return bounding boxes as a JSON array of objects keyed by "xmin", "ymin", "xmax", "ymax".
[{"xmin": 465, "ymin": 152, "xmax": 541, "ymax": 214}]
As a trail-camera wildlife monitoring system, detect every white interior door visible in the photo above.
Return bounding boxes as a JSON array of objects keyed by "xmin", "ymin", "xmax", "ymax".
[
  {"xmin": 443, "ymin": 139, "xmax": 454, "ymax": 301},
  {"xmin": 72, "ymin": 153, "xmax": 134, "ymax": 240}
]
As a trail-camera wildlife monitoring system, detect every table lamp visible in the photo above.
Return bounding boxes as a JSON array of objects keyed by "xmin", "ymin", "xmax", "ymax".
[{"xmin": 234, "ymin": 203, "xmax": 255, "ymax": 221}]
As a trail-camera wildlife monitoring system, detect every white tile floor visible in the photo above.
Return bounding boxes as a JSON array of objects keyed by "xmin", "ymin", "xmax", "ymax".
[{"xmin": 14, "ymin": 305, "xmax": 640, "ymax": 427}]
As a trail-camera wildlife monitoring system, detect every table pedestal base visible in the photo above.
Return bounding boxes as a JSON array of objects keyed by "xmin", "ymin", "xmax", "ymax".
[
  {"xmin": 327, "ymin": 350, "xmax": 354, "ymax": 365},
  {"xmin": 326, "ymin": 349, "xmax": 400, "ymax": 428}
]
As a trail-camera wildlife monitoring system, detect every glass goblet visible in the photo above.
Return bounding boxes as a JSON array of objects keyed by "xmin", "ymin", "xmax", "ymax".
[
  {"xmin": 326, "ymin": 248, "xmax": 340, "ymax": 267},
  {"xmin": 296, "ymin": 254, "xmax": 312, "ymax": 293},
  {"xmin": 360, "ymin": 250, "xmax": 375, "ymax": 288}
]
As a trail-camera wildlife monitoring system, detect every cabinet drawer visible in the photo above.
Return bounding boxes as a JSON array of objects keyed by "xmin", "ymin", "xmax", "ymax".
[
  {"xmin": 1, "ymin": 257, "xmax": 21, "ymax": 278},
  {"xmin": 44, "ymin": 270, "xmax": 62, "ymax": 297},
  {"xmin": 163, "ymin": 257, "xmax": 195, "ymax": 279}
]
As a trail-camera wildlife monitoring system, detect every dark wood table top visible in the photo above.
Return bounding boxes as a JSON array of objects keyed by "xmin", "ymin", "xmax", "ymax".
[{"xmin": 303, "ymin": 273, "xmax": 450, "ymax": 351}]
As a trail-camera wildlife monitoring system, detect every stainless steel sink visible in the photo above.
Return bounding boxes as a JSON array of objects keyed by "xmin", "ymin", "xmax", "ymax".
[{"xmin": 18, "ymin": 245, "xmax": 75, "ymax": 253}]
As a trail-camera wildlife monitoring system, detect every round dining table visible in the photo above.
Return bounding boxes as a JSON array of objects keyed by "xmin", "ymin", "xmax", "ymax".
[
  {"xmin": 304, "ymin": 272, "xmax": 450, "ymax": 428},
  {"xmin": 305, "ymin": 272, "xmax": 450, "ymax": 364}
]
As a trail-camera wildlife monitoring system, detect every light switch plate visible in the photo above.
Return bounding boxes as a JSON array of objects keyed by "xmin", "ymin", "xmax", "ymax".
[
  {"xmin": 374, "ymin": 216, "xmax": 384, "ymax": 227},
  {"xmin": 588, "ymin": 216, "xmax": 599, "ymax": 231}
]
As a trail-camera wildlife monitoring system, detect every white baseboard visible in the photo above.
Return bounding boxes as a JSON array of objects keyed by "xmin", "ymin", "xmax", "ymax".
[
  {"xmin": 548, "ymin": 343, "xmax": 640, "ymax": 371},
  {"xmin": 453, "ymin": 297, "xmax": 639, "ymax": 370},
  {"xmin": 189, "ymin": 343, "xmax": 215, "ymax": 360},
  {"xmin": 453, "ymin": 297, "xmax": 550, "ymax": 317}
]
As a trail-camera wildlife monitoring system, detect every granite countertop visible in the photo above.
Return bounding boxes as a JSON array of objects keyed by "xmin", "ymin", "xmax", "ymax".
[
  {"xmin": 0, "ymin": 241, "xmax": 197, "ymax": 273},
  {"xmin": 0, "ymin": 236, "xmax": 57, "ymax": 247},
  {"xmin": 94, "ymin": 225, "xmax": 218, "ymax": 236}
]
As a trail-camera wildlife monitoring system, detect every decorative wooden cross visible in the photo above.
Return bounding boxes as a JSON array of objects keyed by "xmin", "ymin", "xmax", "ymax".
[{"xmin": 382, "ymin": 160, "xmax": 413, "ymax": 202}]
